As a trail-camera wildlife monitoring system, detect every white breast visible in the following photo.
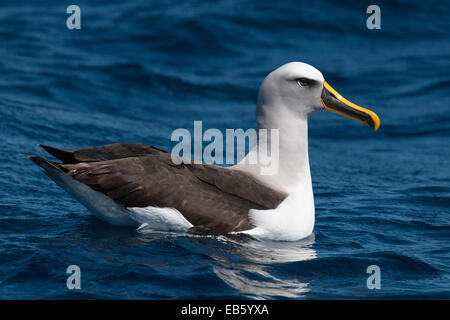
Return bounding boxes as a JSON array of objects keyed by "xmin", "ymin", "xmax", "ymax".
[{"xmin": 239, "ymin": 184, "xmax": 315, "ymax": 241}]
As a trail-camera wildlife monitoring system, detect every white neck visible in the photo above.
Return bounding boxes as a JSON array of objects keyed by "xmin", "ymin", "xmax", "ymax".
[
  {"xmin": 236, "ymin": 102, "xmax": 316, "ymax": 241},
  {"xmin": 236, "ymin": 102, "xmax": 312, "ymax": 195}
]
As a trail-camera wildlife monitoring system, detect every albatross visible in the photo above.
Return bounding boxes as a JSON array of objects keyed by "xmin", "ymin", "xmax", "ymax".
[{"xmin": 29, "ymin": 62, "xmax": 380, "ymax": 241}]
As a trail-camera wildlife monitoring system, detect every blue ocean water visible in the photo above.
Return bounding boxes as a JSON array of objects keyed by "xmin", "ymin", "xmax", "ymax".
[{"xmin": 0, "ymin": 0, "xmax": 449, "ymax": 299}]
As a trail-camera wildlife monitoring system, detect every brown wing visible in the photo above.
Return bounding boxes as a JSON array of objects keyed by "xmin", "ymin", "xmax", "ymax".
[
  {"xmin": 39, "ymin": 143, "xmax": 163, "ymax": 164},
  {"xmin": 40, "ymin": 144, "xmax": 287, "ymax": 234}
]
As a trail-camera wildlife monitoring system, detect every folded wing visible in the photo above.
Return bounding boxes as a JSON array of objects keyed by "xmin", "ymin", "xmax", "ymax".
[{"xmin": 40, "ymin": 143, "xmax": 287, "ymax": 234}]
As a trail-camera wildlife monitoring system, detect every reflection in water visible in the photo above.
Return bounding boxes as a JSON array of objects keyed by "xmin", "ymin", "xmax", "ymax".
[
  {"xmin": 119, "ymin": 227, "xmax": 317, "ymax": 299},
  {"xmin": 217, "ymin": 234, "xmax": 316, "ymax": 264},
  {"xmin": 211, "ymin": 234, "xmax": 316, "ymax": 299},
  {"xmin": 212, "ymin": 266, "xmax": 309, "ymax": 299}
]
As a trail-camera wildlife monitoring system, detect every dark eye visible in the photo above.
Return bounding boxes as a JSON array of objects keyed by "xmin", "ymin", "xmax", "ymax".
[{"xmin": 296, "ymin": 78, "xmax": 310, "ymax": 87}]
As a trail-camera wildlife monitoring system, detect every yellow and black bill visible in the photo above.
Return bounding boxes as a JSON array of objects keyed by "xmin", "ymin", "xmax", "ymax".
[{"xmin": 321, "ymin": 81, "xmax": 380, "ymax": 131}]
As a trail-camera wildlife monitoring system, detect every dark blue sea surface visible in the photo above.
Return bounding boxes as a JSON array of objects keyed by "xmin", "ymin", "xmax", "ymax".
[{"xmin": 0, "ymin": 0, "xmax": 449, "ymax": 299}]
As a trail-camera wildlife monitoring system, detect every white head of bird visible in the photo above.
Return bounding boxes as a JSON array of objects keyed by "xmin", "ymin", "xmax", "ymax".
[{"xmin": 238, "ymin": 62, "xmax": 380, "ymax": 240}]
